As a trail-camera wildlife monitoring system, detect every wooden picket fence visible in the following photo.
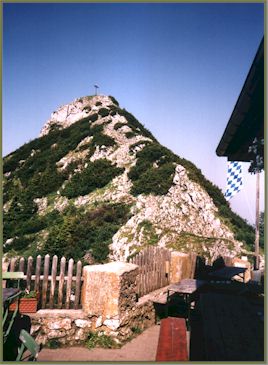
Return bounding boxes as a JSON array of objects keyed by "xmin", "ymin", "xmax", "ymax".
[
  {"xmin": 129, "ymin": 246, "xmax": 171, "ymax": 298},
  {"xmin": 4, "ymin": 255, "xmax": 83, "ymax": 310}
]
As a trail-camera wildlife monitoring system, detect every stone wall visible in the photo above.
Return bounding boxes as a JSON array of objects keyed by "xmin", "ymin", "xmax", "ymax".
[
  {"xmin": 30, "ymin": 310, "xmax": 92, "ymax": 346},
  {"xmin": 30, "ymin": 261, "xmax": 156, "ymax": 346}
]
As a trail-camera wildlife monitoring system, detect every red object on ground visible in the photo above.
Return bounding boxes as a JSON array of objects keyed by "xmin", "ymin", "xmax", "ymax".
[
  {"xmin": 156, "ymin": 317, "xmax": 188, "ymax": 361},
  {"xmin": 9, "ymin": 298, "xmax": 38, "ymax": 313}
]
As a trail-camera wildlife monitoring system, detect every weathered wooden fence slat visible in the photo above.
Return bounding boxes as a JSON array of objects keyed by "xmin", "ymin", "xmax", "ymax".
[
  {"xmin": 58, "ymin": 256, "xmax": 66, "ymax": 309},
  {"xmin": 49, "ymin": 255, "xmax": 58, "ymax": 308},
  {"xmin": 74, "ymin": 260, "xmax": 82, "ymax": 309},
  {"xmin": 34, "ymin": 255, "xmax": 42, "ymax": 292},
  {"xmin": 65, "ymin": 259, "xmax": 74, "ymax": 309},
  {"xmin": 19, "ymin": 257, "xmax": 25, "ymax": 273},
  {"xmin": 131, "ymin": 246, "xmax": 171, "ymax": 298},
  {"xmin": 10, "ymin": 257, "xmax": 17, "ymax": 272},
  {"xmin": 26, "ymin": 256, "xmax": 33, "ymax": 291},
  {"xmin": 42, "ymin": 254, "xmax": 50, "ymax": 308}
]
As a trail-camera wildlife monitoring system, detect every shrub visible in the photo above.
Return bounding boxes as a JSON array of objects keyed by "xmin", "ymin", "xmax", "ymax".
[
  {"xmin": 108, "ymin": 96, "xmax": 119, "ymax": 106},
  {"xmin": 96, "ymin": 101, "xmax": 102, "ymax": 106},
  {"xmin": 116, "ymin": 108, "xmax": 156, "ymax": 141},
  {"xmin": 47, "ymin": 340, "xmax": 61, "ymax": 349},
  {"xmin": 88, "ymin": 113, "xmax": 98, "ymax": 123},
  {"xmin": 131, "ymin": 163, "xmax": 175, "ymax": 196},
  {"xmin": 114, "ymin": 122, "xmax": 126, "ymax": 130},
  {"xmin": 42, "ymin": 203, "xmax": 131, "ymax": 262},
  {"xmin": 98, "ymin": 108, "xmax": 110, "ymax": 118},
  {"xmin": 86, "ymin": 332, "xmax": 119, "ymax": 349},
  {"xmin": 92, "ymin": 133, "xmax": 116, "ymax": 147},
  {"xmin": 128, "ymin": 143, "xmax": 175, "ymax": 196},
  {"xmin": 82, "ymin": 106, "xmax": 91, "ymax": 112},
  {"xmin": 61, "ymin": 159, "xmax": 123, "ymax": 199},
  {"xmin": 129, "ymin": 140, "xmax": 151, "ymax": 154},
  {"xmin": 5, "ymin": 236, "xmax": 32, "ymax": 252},
  {"xmin": 125, "ymin": 131, "xmax": 136, "ymax": 139},
  {"xmin": 110, "ymin": 110, "xmax": 117, "ymax": 116}
]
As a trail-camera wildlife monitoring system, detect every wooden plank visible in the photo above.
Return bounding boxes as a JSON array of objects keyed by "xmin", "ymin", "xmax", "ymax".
[
  {"xmin": 157, "ymin": 249, "xmax": 162, "ymax": 288},
  {"xmin": 58, "ymin": 256, "xmax": 66, "ymax": 309},
  {"xmin": 145, "ymin": 247, "xmax": 150, "ymax": 294},
  {"xmin": 49, "ymin": 255, "xmax": 58, "ymax": 308},
  {"xmin": 42, "ymin": 254, "xmax": 50, "ymax": 308},
  {"xmin": 150, "ymin": 246, "xmax": 155, "ymax": 292},
  {"xmin": 19, "ymin": 257, "xmax": 25, "ymax": 273},
  {"xmin": 140, "ymin": 252, "xmax": 145, "ymax": 297},
  {"xmin": 159, "ymin": 249, "xmax": 163, "ymax": 288},
  {"xmin": 148, "ymin": 246, "xmax": 152, "ymax": 293},
  {"xmin": 154, "ymin": 247, "xmax": 157, "ymax": 290},
  {"xmin": 139, "ymin": 252, "xmax": 143, "ymax": 297},
  {"xmin": 65, "ymin": 258, "xmax": 74, "ymax": 309},
  {"xmin": 143, "ymin": 248, "xmax": 148, "ymax": 295},
  {"xmin": 74, "ymin": 260, "xmax": 82, "ymax": 309},
  {"xmin": 156, "ymin": 317, "xmax": 188, "ymax": 361},
  {"xmin": 10, "ymin": 258, "xmax": 17, "ymax": 272},
  {"xmin": 136, "ymin": 253, "xmax": 141, "ymax": 297},
  {"xmin": 26, "ymin": 256, "xmax": 33, "ymax": 291},
  {"xmin": 34, "ymin": 255, "xmax": 42, "ymax": 292}
]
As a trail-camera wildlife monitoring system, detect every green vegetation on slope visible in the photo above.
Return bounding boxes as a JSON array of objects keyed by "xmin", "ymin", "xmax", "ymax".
[
  {"xmin": 61, "ymin": 159, "xmax": 123, "ymax": 199},
  {"xmin": 128, "ymin": 143, "xmax": 176, "ymax": 195},
  {"xmin": 4, "ymin": 202, "xmax": 131, "ymax": 263},
  {"xmin": 42, "ymin": 203, "xmax": 131, "ymax": 262},
  {"xmin": 108, "ymin": 106, "xmax": 157, "ymax": 142},
  {"xmin": 3, "ymin": 95, "xmax": 256, "ymax": 257}
]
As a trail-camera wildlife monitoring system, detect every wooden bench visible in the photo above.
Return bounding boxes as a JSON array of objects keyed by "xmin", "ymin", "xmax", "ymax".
[{"xmin": 156, "ymin": 317, "xmax": 188, "ymax": 361}]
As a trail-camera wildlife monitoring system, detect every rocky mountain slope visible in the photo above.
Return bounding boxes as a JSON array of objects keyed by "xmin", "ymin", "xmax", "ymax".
[{"xmin": 3, "ymin": 95, "xmax": 255, "ymax": 263}]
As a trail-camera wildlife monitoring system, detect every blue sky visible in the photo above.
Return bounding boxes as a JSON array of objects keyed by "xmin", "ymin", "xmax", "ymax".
[{"xmin": 3, "ymin": 3, "xmax": 264, "ymax": 224}]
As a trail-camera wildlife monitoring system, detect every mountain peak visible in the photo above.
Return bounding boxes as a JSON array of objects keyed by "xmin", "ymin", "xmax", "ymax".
[
  {"xmin": 3, "ymin": 95, "xmax": 255, "ymax": 264},
  {"xmin": 40, "ymin": 95, "xmax": 118, "ymax": 137}
]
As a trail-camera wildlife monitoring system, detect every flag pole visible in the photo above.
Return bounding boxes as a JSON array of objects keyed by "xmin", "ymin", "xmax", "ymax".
[{"xmin": 254, "ymin": 171, "xmax": 260, "ymax": 270}]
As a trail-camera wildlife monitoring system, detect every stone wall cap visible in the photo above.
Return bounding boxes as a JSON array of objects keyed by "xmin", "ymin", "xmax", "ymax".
[
  {"xmin": 83, "ymin": 261, "xmax": 138, "ymax": 275},
  {"xmin": 29, "ymin": 309, "xmax": 87, "ymax": 319},
  {"xmin": 171, "ymin": 251, "xmax": 189, "ymax": 257}
]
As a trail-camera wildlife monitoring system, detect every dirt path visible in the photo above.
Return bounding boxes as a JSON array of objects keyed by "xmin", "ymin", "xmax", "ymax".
[{"xmin": 38, "ymin": 325, "xmax": 160, "ymax": 362}]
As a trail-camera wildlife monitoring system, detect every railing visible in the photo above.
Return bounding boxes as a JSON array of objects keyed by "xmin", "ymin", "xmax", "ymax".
[
  {"xmin": 129, "ymin": 246, "xmax": 171, "ymax": 298},
  {"xmin": 4, "ymin": 255, "xmax": 83, "ymax": 309}
]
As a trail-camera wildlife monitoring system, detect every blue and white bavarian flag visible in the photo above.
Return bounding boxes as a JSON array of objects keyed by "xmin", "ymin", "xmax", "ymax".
[{"xmin": 225, "ymin": 161, "xmax": 243, "ymax": 201}]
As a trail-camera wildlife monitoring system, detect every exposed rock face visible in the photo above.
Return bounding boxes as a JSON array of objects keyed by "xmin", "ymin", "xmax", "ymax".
[
  {"xmin": 40, "ymin": 95, "xmax": 114, "ymax": 136},
  {"xmin": 109, "ymin": 165, "xmax": 242, "ymax": 262},
  {"xmin": 4, "ymin": 94, "xmax": 253, "ymax": 263}
]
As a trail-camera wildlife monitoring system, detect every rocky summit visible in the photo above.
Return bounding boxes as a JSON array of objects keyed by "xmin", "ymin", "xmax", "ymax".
[{"xmin": 3, "ymin": 95, "xmax": 255, "ymax": 264}]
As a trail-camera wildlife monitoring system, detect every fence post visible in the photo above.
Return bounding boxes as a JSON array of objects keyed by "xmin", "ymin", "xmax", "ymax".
[
  {"xmin": 19, "ymin": 257, "xmax": 25, "ymax": 273},
  {"xmin": 34, "ymin": 255, "xmax": 42, "ymax": 293},
  {"xmin": 10, "ymin": 257, "xmax": 17, "ymax": 272},
  {"xmin": 58, "ymin": 256, "xmax": 66, "ymax": 309},
  {"xmin": 42, "ymin": 254, "xmax": 50, "ymax": 308},
  {"xmin": 66, "ymin": 258, "xmax": 74, "ymax": 309},
  {"xmin": 26, "ymin": 256, "xmax": 33, "ymax": 291},
  {"xmin": 74, "ymin": 260, "xmax": 82, "ymax": 309},
  {"xmin": 49, "ymin": 255, "xmax": 58, "ymax": 308}
]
